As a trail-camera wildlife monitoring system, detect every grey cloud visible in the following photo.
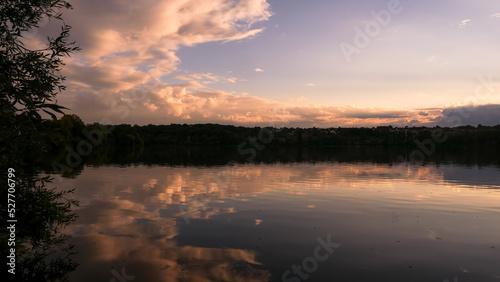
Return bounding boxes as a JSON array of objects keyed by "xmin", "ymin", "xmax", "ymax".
[{"xmin": 438, "ymin": 104, "xmax": 500, "ymax": 126}]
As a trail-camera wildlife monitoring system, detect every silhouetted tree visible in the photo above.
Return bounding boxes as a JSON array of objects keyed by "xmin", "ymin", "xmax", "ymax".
[{"xmin": 1, "ymin": 1, "xmax": 80, "ymax": 280}]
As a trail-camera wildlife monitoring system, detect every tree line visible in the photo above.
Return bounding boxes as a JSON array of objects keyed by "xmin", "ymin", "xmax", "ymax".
[{"xmin": 38, "ymin": 114, "xmax": 500, "ymax": 155}]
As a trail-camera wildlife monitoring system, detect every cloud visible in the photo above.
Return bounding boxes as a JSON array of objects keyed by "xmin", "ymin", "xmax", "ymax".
[
  {"xmin": 61, "ymin": 166, "xmax": 275, "ymax": 281},
  {"xmin": 47, "ymin": 0, "xmax": 272, "ymax": 95},
  {"xmin": 339, "ymin": 109, "xmax": 410, "ymax": 120},
  {"xmin": 459, "ymin": 19, "xmax": 471, "ymax": 28},
  {"xmin": 283, "ymin": 105, "xmax": 418, "ymax": 127},
  {"xmin": 35, "ymin": 1, "xmax": 500, "ymax": 128},
  {"xmin": 287, "ymin": 96, "xmax": 306, "ymax": 103},
  {"xmin": 491, "ymin": 13, "xmax": 500, "ymax": 18},
  {"xmin": 63, "ymin": 69, "xmax": 500, "ymax": 128},
  {"xmin": 306, "ymin": 83, "xmax": 315, "ymax": 87},
  {"xmin": 62, "ymin": 69, "xmax": 500, "ymax": 127},
  {"xmin": 39, "ymin": 0, "xmax": 276, "ymax": 124},
  {"xmin": 172, "ymin": 72, "xmax": 238, "ymax": 84},
  {"xmin": 436, "ymin": 104, "xmax": 500, "ymax": 127}
]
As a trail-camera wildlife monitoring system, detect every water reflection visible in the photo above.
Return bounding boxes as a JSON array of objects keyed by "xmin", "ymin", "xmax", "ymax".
[
  {"xmin": 0, "ymin": 174, "xmax": 79, "ymax": 281},
  {"xmin": 51, "ymin": 160, "xmax": 500, "ymax": 281},
  {"xmin": 41, "ymin": 145, "xmax": 500, "ymax": 178},
  {"xmin": 71, "ymin": 215, "xmax": 270, "ymax": 281}
]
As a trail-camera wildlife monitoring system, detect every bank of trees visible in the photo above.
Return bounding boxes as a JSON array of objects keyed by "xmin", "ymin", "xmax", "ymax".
[
  {"xmin": 38, "ymin": 118, "xmax": 500, "ymax": 152},
  {"xmin": 1, "ymin": 1, "xmax": 79, "ymax": 280}
]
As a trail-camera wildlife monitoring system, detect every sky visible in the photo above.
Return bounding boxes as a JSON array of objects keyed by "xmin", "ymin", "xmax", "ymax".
[{"xmin": 29, "ymin": 0, "xmax": 500, "ymax": 127}]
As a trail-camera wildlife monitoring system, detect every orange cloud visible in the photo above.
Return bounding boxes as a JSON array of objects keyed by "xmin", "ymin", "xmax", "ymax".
[
  {"xmin": 43, "ymin": 0, "xmax": 500, "ymax": 127},
  {"xmin": 54, "ymin": 0, "xmax": 271, "ymax": 94}
]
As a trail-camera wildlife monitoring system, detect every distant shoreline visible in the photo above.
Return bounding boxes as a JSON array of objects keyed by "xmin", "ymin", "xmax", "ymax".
[{"xmin": 40, "ymin": 115, "xmax": 500, "ymax": 149}]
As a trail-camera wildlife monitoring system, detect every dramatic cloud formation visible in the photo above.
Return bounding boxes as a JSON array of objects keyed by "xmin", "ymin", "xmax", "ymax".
[
  {"xmin": 64, "ymin": 80, "xmax": 500, "ymax": 127},
  {"xmin": 49, "ymin": 0, "xmax": 276, "ymax": 123},
  {"xmin": 29, "ymin": 0, "xmax": 500, "ymax": 127}
]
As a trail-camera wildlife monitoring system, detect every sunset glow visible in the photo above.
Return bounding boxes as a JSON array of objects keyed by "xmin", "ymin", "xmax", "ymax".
[{"xmin": 33, "ymin": 0, "xmax": 500, "ymax": 127}]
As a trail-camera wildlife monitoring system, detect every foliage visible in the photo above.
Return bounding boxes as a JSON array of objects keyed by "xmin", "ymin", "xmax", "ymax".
[
  {"xmin": 1, "ymin": 1, "xmax": 80, "ymax": 280},
  {"xmin": 0, "ymin": 0, "xmax": 79, "ymax": 120},
  {"xmin": 38, "ymin": 119, "xmax": 500, "ymax": 153}
]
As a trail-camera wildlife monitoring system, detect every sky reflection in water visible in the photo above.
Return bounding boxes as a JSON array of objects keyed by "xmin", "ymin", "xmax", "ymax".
[{"xmin": 54, "ymin": 162, "xmax": 500, "ymax": 282}]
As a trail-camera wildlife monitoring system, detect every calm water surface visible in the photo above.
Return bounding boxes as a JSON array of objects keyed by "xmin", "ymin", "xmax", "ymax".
[{"xmin": 50, "ymin": 150, "xmax": 500, "ymax": 282}]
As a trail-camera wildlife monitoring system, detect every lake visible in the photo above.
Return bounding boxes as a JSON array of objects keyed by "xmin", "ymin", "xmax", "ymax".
[{"xmin": 47, "ymin": 147, "xmax": 500, "ymax": 282}]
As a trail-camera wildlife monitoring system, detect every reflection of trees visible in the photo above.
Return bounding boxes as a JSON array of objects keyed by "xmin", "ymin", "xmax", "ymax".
[
  {"xmin": 1, "ymin": 117, "xmax": 80, "ymax": 280},
  {"xmin": 40, "ymin": 145, "xmax": 500, "ymax": 172},
  {"xmin": 1, "ymin": 0, "xmax": 80, "ymax": 280},
  {"xmin": 46, "ymin": 156, "xmax": 500, "ymax": 281},
  {"xmin": 11, "ymin": 176, "xmax": 79, "ymax": 281},
  {"xmin": 1, "ymin": 139, "xmax": 79, "ymax": 280}
]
